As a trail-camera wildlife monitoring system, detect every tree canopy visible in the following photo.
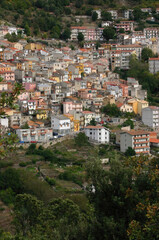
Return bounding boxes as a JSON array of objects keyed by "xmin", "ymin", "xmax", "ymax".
[{"xmin": 103, "ymin": 27, "xmax": 116, "ymax": 42}]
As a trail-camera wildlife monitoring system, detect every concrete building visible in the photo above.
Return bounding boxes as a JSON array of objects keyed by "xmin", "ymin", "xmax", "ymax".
[
  {"xmin": 84, "ymin": 125, "xmax": 110, "ymax": 144},
  {"xmin": 149, "ymin": 58, "xmax": 159, "ymax": 74},
  {"xmin": 144, "ymin": 28, "xmax": 159, "ymax": 39},
  {"xmin": 16, "ymin": 128, "xmax": 53, "ymax": 142},
  {"xmin": 120, "ymin": 130, "xmax": 150, "ymax": 155},
  {"xmin": 51, "ymin": 115, "xmax": 71, "ymax": 136},
  {"xmin": 142, "ymin": 106, "xmax": 159, "ymax": 128}
]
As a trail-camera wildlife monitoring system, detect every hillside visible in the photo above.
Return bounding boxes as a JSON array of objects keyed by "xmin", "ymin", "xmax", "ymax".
[{"xmin": 0, "ymin": 0, "xmax": 159, "ymax": 39}]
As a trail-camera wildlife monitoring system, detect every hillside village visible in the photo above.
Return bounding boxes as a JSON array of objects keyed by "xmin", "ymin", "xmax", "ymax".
[{"xmin": 0, "ymin": 6, "xmax": 159, "ymax": 157}]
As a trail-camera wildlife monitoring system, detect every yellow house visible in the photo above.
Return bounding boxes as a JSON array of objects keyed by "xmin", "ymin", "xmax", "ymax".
[
  {"xmin": 73, "ymin": 120, "xmax": 80, "ymax": 132},
  {"xmin": 75, "ymin": 63, "xmax": 84, "ymax": 75},
  {"xmin": 127, "ymin": 99, "xmax": 138, "ymax": 114},
  {"xmin": 25, "ymin": 43, "xmax": 45, "ymax": 51},
  {"xmin": 64, "ymin": 114, "xmax": 74, "ymax": 122},
  {"xmin": 64, "ymin": 114, "xmax": 80, "ymax": 132},
  {"xmin": 36, "ymin": 110, "xmax": 47, "ymax": 120},
  {"xmin": 137, "ymin": 100, "xmax": 149, "ymax": 116}
]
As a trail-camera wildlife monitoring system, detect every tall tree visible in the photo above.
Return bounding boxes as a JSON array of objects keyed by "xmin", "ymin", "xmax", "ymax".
[{"xmin": 103, "ymin": 27, "xmax": 116, "ymax": 42}]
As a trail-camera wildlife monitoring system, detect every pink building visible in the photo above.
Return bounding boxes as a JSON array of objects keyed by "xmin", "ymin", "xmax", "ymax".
[
  {"xmin": 120, "ymin": 84, "xmax": 128, "ymax": 97},
  {"xmin": 0, "ymin": 71, "xmax": 15, "ymax": 81},
  {"xmin": 63, "ymin": 101, "xmax": 83, "ymax": 114},
  {"xmin": 18, "ymin": 92, "xmax": 29, "ymax": 100},
  {"xmin": 78, "ymin": 89, "xmax": 93, "ymax": 99},
  {"xmin": 115, "ymin": 21, "xmax": 134, "ymax": 32},
  {"xmin": 23, "ymin": 83, "xmax": 36, "ymax": 92}
]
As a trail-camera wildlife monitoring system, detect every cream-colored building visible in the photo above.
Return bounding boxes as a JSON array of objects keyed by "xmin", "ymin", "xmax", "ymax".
[{"xmin": 137, "ymin": 100, "xmax": 149, "ymax": 116}]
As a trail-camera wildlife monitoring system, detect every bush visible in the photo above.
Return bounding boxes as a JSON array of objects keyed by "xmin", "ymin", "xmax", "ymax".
[
  {"xmin": 125, "ymin": 147, "xmax": 136, "ymax": 157},
  {"xmin": 0, "ymin": 168, "xmax": 23, "ymax": 194},
  {"xmin": 19, "ymin": 161, "xmax": 32, "ymax": 167},
  {"xmin": 0, "ymin": 188, "xmax": 15, "ymax": 205},
  {"xmin": 59, "ymin": 171, "xmax": 83, "ymax": 186},
  {"xmin": 75, "ymin": 132, "xmax": 89, "ymax": 147},
  {"xmin": 0, "ymin": 161, "xmax": 13, "ymax": 169},
  {"xmin": 19, "ymin": 162, "xmax": 27, "ymax": 167},
  {"xmin": 46, "ymin": 177, "xmax": 56, "ymax": 186}
]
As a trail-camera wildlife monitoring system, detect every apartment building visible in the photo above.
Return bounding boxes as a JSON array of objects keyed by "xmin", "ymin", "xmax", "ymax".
[
  {"xmin": 70, "ymin": 27, "xmax": 104, "ymax": 41},
  {"xmin": 149, "ymin": 58, "xmax": 159, "ymax": 74},
  {"xmin": 142, "ymin": 106, "xmax": 159, "ymax": 128},
  {"xmin": 84, "ymin": 125, "xmax": 110, "ymax": 144},
  {"xmin": 144, "ymin": 28, "xmax": 159, "ymax": 39},
  {"xmin": 63, "ymin": 99, "xmax": 83, "ymax": 114},
  {"xmin": 51, "ymin": 115, "xmax": 71, "ymax": 136},
  {"xmin": 16, "ymin": 128, "xmax": 53, "ymax": 142},
  {"xmin": 115, "ymin": 21, "xmax": 134, "ymax": 32},
  {"xmin": 120, "ymin": 130, "xmax": 150, "ymax": 155},
  {"xmin": 108, "ymin": 10, "xmax": 118, "ymax": 19},
  {"xmin": 116, "ymin": 44, "xmax": 142, "ymax": 59}
]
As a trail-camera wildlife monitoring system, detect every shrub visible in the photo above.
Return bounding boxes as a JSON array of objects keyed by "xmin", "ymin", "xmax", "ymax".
[
  {"xmin": 45, "ymin": 177, "xmax": 56, "ymax": 186},
  {"xmin": 19, "ymin": 162, "xmax": 27, "ymax": 167},
  {"xmin": 0, "ymin": 188, "xmax": 15, "ymax": 205},
  {"xmin": 75, "ymin": 132, "xmax": 89, "ymax": 147},
  {"xmin": 59, "ymin": 171, "xmax": 83, "ymax": 186},
  {"xmin": 0, "ymin": 161, "xmax": 13, "ymax": 169}
]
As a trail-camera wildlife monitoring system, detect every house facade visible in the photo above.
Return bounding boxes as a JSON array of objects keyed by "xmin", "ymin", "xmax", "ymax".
[
  {"xmin": 84, "ymin": 125, "xmax": 110, "ymax": 144},
  {"xmin": 120, "ymin": 130, "xmax": 150, "ymax": 155}
]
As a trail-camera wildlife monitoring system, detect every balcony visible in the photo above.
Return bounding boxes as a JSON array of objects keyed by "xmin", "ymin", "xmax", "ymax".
[
  {"xmin": 134, "ymin": 136, "xmax": 148, "ymax": 140},
  {"xmin": 31, "ymin": 132, "xmax": 36, "ymax": 136},
  {"xmin": 134, "ymin": 146, "xmax": 150, "ymax": 149},
  {"xmin": 134, "ymin": 141, "xmax": 149, "ymax": 144},
  {"xmin": 22, "ymin": 133, "xmax": 28, "ymax": 136}
]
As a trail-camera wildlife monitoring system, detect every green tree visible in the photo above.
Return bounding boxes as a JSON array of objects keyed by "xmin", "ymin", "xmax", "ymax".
[
  {"xmin": 103, "ymin": 27, "xmax": 116, "ymax": 42},
  {"xmin": 77, "ymin": 32, "xmax": 84, "ymax": 42},
  {"xmin": 75, "ymin": 132, "xmax": 89, "ymax": 147},
  {"xmin": 101, "ymin": 11, "xmax": 112, "ymax": 21},
  {"xmin": 86, "ymin": 159, "xmax": 134, "ymax": 240},
  {"xmin": 122, "ymin": 119, "xmax": 134, "ymax": 129},
  {"xmin": 24, "ymin": 24, "xmax": 31, "ymax": 36},
  {"xmin": 61, "ymin": 28, "xmax": 71, "ymax": 41},
  {"xmin": 141, "ymin": 48, "xmax": 155, "ymax": 62},
  {"xmin": 133, "ymin": 8, "xmax": 143, "ymax": 21},
  {"xmin": 14, "ymin": 194, "xmax": 43, "ymax": 236},
  {"xmin": 89, "ymin": 118, "xmax": 97, "ymax": 126},
  {"xmin": 119, "ymin": 28, "xmax": 125, "ymax": 33},
  {"xmin": 92, "ymin": 11, "xmax": 98, "ymax": 21},
  {"xmin": 101, "ymin": 104, "xmax": 121, "ymax": 117},
  {"xmin": 125, "ymin": 147, "xmax": 136, "ymax": 157}
]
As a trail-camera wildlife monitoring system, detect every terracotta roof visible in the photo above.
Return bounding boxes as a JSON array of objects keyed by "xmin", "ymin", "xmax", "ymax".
[
  {"xmin": 149, "ymin": 58, "xmax": 159, "ymax": 61},
  {"xmin": 121, "ymin": 130, "xmax": 149, "ymax": 136},
  {"xmin": 85, "ymin": 125, "xmax": 105, "ymax": 129},
  {"xmin": 150, "ymin": 139, "xmax": 159, "ymax": 143}
]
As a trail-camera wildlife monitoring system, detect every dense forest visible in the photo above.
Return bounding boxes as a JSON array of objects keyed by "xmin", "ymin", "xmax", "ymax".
[{"xmin": 0, "ymin": 0, "xmax": 159, "ymax": 38}]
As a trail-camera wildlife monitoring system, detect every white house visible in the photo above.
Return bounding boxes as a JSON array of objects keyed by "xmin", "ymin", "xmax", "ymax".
[
  {"xmin": 51, "ymin": 115, "xmax": 71, "ymax": 136},
  {"xmin": 84, "ymin": 125, "xmax": 110, "ymax": 144},
  {"xmin": 28, "ymin": 100, "xmax": 36, "ymax": 115},
  {"xmin": 0, "ymin": 116, "xmax": 9, "ymax": 128},
  {"xmin": 142, "ymin": 106, "xmax": 159, "ymax": 128},
  {"xmin": 120, "ymin": 130, "xmax": 150, "ymax": 155},
  {"xmin": 16, "ymin": 128, "xmax": 53, "ymax": 143}
]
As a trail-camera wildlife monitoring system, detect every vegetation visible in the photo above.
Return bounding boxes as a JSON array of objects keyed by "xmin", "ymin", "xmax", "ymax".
[
  {"xmin": 75, "ymin": 132, "xmax": 89, "ymax": 147},
  {"xmin": 125, "ymin": 147, "xmax": 136, "ymax": 156},
  {"xmin": 122, "ymin": 118, "xmax": 134, "ymax": 129},
  {"xmin": 115, "ymin": 54, "xmax": 159, "ymax": 105},
  {"xmin": 101, "ymin": 103, "xmax": 121, "ymax": 117},
  {"xmin": 103, "ymin": 27, "xmax": 116, "ymax": 42},
  {"xmin": 141, "ymin": 47, "xmax": 156, "ymax": 62},
  {"xmin": 77, "ymin": 32, "xmax": 84, "ymax": 42}
]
